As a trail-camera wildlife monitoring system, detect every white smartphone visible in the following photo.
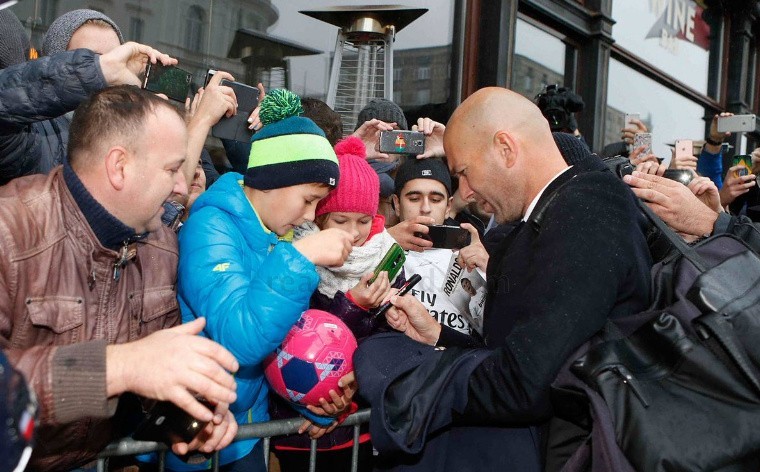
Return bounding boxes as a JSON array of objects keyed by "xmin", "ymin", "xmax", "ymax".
[{"xmin": 717, "ymin": 114, "xmax": 756, "ymax": 134}]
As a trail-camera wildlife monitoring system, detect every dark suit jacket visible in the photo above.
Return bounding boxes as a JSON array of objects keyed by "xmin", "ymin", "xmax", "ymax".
[{"xmin": 452, "ymin": 166, "xmax": 652, "ymax": 424}]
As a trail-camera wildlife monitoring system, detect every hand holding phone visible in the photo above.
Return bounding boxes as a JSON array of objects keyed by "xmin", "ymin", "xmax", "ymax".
[
  {"xmin": 717, "ymin": 114, "xmax": 757, "ymax": 134},
  {"xmin": 733, "ymin": 154, "xmax": 753, "ymax": 178},
  {"xmin": 142, "ymin": 63, "xmax": 192, "ymax": 103},
  {"xmin": 671, "ymin": 139, "xmax": 695, "ymax": 170},
  {"xmin": 133, "ymin": 398, "xmax": 213, "ymax": 445},
  {"xmin": 211, "ymin": 79, "xmax": 260, "ymax": 142},
  {"xmin": 379, "ymin": 130, "xmax": 426, "ymax": 156},
  {"xmin": 416, "ymin": 225, "xmax": 471, "ymax": 250},
  {"xmin": 369, "ymin": 243, "xmax": 405, "ymax": 284},
  {"xmin": 633, "ymin": 132, "xmax": 652, "ymax": 155}
]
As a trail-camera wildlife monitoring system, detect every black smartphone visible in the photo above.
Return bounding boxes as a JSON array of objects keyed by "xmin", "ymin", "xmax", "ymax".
[
  {"xmin": 418, "ymin": 225, "xmax": 471, "ymax": 250},
  {"xmin": 142, "ymin": 63, "xmax": 192, "ymax": 103},
  {"xmin": 379, "ymin": 130, "xmax": 425, "ymax": 155},
  {"xmin": 369, "ymin": 243, "xmax": 405, "ymax": 284},
  {"xmin": 132, "ymin": 400, "xmax": 210, "ymax": 445},
  {"xmin": 211, "ymin": 79, "xmax": 260, "ymax": 143},
  {"xmin": 662, "ymin": 169, "xmax": 694, "ymax": 186}
]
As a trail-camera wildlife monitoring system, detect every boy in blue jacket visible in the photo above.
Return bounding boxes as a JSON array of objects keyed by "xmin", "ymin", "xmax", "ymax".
[{"xmin": 172, "ymin": 89, "xmax": 355, "ymax": 471}]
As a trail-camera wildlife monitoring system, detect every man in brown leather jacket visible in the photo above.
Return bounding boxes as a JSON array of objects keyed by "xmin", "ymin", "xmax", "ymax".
[{"xmin": 0, "ymin": 85, "xmax": 240, "ymax": 470}]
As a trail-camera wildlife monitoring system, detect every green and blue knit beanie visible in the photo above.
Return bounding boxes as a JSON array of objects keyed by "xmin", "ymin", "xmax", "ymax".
[{"xmin": 245, "ymin": 89, "xmax": 339, "ymax": 190}]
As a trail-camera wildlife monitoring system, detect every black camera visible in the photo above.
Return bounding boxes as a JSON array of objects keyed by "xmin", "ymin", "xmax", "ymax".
[
  {"xmin": 603, "ymin": 155, "xmax": 635, "ymax": 179},
  {"xmin": 535, "ymin": 84, "xmax": 585, "ymax": 133}
]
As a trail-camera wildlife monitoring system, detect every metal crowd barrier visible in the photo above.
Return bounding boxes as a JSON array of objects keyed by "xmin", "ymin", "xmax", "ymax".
[{"xmin": 97, "ymin": 409, "xmax": 371, "ymax": 472}]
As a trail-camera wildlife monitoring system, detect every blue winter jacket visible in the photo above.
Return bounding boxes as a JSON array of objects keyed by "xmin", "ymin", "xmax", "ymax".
[
  {"xmin": 169, "ymin": 172, "xmax": 319, "ymax": 469},
  {"xmin": 0, "ymin": 49, "xmax": 105, "ymax": 185}
]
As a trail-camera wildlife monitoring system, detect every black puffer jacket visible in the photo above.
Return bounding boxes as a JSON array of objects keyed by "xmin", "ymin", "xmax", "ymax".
[{"xmin": 0, "ymin": 48, "xmax": 106, "ymax": 185}]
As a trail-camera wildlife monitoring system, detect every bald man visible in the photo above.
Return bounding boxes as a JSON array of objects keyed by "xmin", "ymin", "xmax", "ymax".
[{"xmin": 375, "ymin": 88, "xmax": 653, "ymax": 469}]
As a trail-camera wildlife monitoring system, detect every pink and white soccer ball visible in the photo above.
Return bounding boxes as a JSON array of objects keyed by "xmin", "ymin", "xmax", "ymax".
[{"xmin": 264, "ymin": 309, "xmax": 358, "ymax": 406}]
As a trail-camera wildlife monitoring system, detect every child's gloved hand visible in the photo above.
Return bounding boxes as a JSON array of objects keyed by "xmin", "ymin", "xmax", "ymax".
[{"xmin": 349, "ymin": 271, "xmax": 390, "ymax": 309}]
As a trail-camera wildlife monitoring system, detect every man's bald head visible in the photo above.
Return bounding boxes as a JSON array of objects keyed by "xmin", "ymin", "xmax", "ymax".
[
  {"xmin": 443, "ymin": 87, "xmax": 568, "ymax": 224},
  {"xmin": 445, "ymin": 87, "xmax": 554, "ymax": 156}
]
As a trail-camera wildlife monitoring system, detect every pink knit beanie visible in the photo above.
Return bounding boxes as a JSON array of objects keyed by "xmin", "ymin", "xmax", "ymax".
[{"xmin": 316, "ymin": 136, "xmax": 379, "ymax": 217}]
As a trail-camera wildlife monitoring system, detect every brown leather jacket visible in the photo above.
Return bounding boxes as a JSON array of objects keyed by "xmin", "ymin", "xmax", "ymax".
[{"xmin": 0, "ymin": 168, "xmax": 180, "ymax": 470}]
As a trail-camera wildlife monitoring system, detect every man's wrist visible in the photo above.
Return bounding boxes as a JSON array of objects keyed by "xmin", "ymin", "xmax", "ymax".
[
  {"xmin": 693, "ymin": 209, "xmax": 719, "ymax": 238},
  {"xmin": 106, "ymin": 344, "xmax": 129, "ymax": 397},
  {"xmin": 705, "ymin": 137, "xmax": 723, "ymax": 147}
]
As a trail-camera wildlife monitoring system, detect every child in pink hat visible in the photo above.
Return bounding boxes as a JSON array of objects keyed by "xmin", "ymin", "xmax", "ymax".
[{"xmin": 277, "ymin": 135, "xmax": 407, "ymax": 472}]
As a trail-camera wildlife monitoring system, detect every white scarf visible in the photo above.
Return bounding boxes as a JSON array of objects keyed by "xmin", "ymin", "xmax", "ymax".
[{"xmin": 294, "ymin": 221, "xmax": 400, "ymax": 298}]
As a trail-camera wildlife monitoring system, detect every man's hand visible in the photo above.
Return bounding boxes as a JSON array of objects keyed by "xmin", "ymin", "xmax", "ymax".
[
  {"xmin": 352, "ymin": 119, "xmax": 397, "ymax": 162},
  {"xmin": 719, "ymin": 166, "xmax": 756, "ymax": 206},
  {"xmin": 188, "ymin": 71, "xmax": 238, "ymax": 129},
  {"xmin": 99, "ymin": 41, "xmax": 177, "ymax": 86},
  {"xmin": 621, "ymin": 118, "xmax": 648, "ymax": 145},
  {"xmin": 385, "ymin": 294, "xmax": 441, "ymax": 346},
  {"xmin": 635, "ymin": 160, "xmax": 667, "ymax": 176},
  {"xmin": 387, "ymin": 216, "xmax": 436, "ymax": 251},
  {"xmin": 623, "ymin": 171, "xmax": 719, "ymax": 237},
  {"xmin": 412, "ymin": 117, "xmax": 445, "ymax": 159},
  {"xmin": 704, "ymin": 112, "xmax": 733, "ymax": 153},
  {"xmin": 688, "ymin": 176, "xmax": 722, "ymax": 213},
  {"xmin": 669, "ymin": 147, "xmax": 698, "ymax": 171},
  {"xmin": 457, "ymin": 223, "xmax": 489, "ymax": 271},
  {"xmin": 293, "ymin": 228, "xmax": 353, "ymax": 267},
  {"xmin": 106, "ymin": 318, "xmax": 239, "ymax": 424},
  {"xmin": 246, "ymin": 83, "xmax": 267, "ymax": 131},
  {"xmin": 171, "ymin": 409, "xmax": 238, "ymax": 456},
  {"xmin": 349, "ymin": 271, "xmax": 391, "ymax": 309}
]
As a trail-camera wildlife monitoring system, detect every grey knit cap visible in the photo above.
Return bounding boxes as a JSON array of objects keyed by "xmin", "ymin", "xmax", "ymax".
[
  {"xmin": 41, "ymin": 9, "xmax": 123, "ymax": 56},
  {"xmin": 0, "ymin": 10, "xmax": 29, "ymax": 70},
  {"xmin": 355, "ymin": 98, "xmax": 408, "ymax": 130}
]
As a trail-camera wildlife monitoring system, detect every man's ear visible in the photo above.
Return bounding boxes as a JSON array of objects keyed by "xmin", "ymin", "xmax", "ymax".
[
  {"xmin": 445, "ymin": 196, "xmax": 453, "ymax": 219},
  {"xmin": 493, "ymin": 130, "xmax": 518, "ymax": 168},
  {"xmin": 103, "ymin": 146, "xmax": 129, "ymax": 191},
  {"xmin": 391, "ymin": 194, "xmax": 400, "ymax": 218}
]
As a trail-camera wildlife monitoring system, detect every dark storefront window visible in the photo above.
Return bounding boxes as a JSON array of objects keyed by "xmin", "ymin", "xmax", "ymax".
[{"xmin": 511, "ymin": 18, "xmax": 566, "ymax": 100}]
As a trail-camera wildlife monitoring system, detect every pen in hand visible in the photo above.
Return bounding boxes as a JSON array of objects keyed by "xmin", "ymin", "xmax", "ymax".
[{"xmin": 372, "ymin": 274, "xmax": 422, "ymax": 322}]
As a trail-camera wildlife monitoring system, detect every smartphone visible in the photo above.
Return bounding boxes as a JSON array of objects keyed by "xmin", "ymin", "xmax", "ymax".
[
  {"xmin": 418, "ymin": 225, "xmax": 471, "ymax": 250},
  {"xmin": 733, "ymin": 154, "xmax": 753, "ymax": 178},
  {"xmin": 633, "ymin": 132, "xmax": 652, "ymax": 155},
  {"xmin": 161, "ymin": 201, "xmax": 186, "ymax": 232},
  {"xmin": 211, "ymin": 79, "xmax": 260, "ymax": 143},
  {"xmin": 662, "ymin": 169, "xmax": 694, "ymax": 186},
  {"xmin": 203, "ymin": 68, "xmax": 217, "ymax": 88},
  {"xmin": 379, "ymin": 130, "xmax": 425, "ymax": 155},
  {"xmin": 132, "ymin": 399, "xmax": 211, "ymax": 445},
  {"xmin": 142, "ymin": 63, "xmax": 192, "ymax": 103},
  {"xmin": 717, "ymin": 114, "xmax": 757, "ymax": 133},
  {"xmin": 674, "ymin": 139, "xmax": 693, "ymax": 162},
  {"xmin": 624, "ymin": 113, "xmax": 640, "ymax": 128},
  {"xmin": 369, "ymin": 243, "xmax": 405, "ymax": 284}
]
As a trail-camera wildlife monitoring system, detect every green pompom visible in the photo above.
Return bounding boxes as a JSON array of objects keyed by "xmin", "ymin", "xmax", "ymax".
[{"xmin": 258, "ymin": 89, "xmax": 303, "ymax": 126}]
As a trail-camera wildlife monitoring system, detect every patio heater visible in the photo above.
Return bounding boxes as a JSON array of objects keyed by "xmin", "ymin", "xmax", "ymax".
[{"xmin": 300, "ymin": 5, "xmax": 427, "ymax": 135}]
